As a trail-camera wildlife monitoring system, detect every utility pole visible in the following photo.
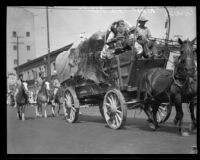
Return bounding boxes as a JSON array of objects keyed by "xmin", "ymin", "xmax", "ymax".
[
  {"xmin": 46, "ymin": 6, "xmax": 51, "ymax": 82},
  {"xmin": 11, "ymin": 35, "xmax": 24, "ymax": 76}
]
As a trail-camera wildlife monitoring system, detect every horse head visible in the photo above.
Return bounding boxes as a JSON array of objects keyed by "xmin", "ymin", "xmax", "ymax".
[
  {"xmin": 177, "ymin": 38, "xmax": 196, "ymax": 77},
  {"xmin": 22, "ymin": 81, "xmax": 29, "ymax": 95}
]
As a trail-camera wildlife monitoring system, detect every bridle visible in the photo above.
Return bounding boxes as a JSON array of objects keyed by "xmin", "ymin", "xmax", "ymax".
[{"xmin": 172, "ymin": 44, "xmax": 196, "ymax": 88}]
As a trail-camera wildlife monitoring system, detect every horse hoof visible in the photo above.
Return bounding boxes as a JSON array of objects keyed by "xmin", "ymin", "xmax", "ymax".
[
  {"xmin": 190, "ymin": 123, "xmax": 197, "ymax": 132},
  {"xmin": 149, "ymin": 122, "xmax": 157, "ymax": 131},
  {"xmin": 181, "ymin": 131, "xmax": 190, "ymax": 137},
  {"xmin": 173, "ymin": 118, "xmax": 178, "ymax": 125}
]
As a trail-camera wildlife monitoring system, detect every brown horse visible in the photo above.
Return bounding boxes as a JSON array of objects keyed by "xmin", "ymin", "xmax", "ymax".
[
  {"xmin": 137, "ymin": 38, "xmax": 197, "ymax": 136},
  {"xmin": 15, "ymin": 82, "xmax": 29, "ymax": 120},
  {"xmin": 36, "ymin": 80, "xmax": 51, "ymax": 118},
  {"xmin": 49, "ymin": 87, "xmax": 65, "ymax": 116}
]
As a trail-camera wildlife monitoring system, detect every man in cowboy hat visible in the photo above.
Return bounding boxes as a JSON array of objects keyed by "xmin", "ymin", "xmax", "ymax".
[{"xmin": 136, "ymin": 16, "xmax": 154, "ymax": 58}]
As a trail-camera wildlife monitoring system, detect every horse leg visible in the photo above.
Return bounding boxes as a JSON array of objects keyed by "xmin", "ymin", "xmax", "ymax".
[
  {"xmin": 143, "ymin": 103, "xmax": 154, "ymax": 123},
  {"xmin": 44, "ymin": 103, "xmax": 47, "ymax": 118},
  {"xmin": 17, "ymin": 104, "xmax": 21, "ymax": 120},
  {"xmin": 189, "ymin": 102, "xmax": 196, "ymax": 132},
  {"xmin": 35, "ymin": 104, "xmax": 39, "ymax": 117},
  {"xmin": 51, "ymin": 103, "xmax": 55, "ymax": 117},
  {"xmin": 21, "ymin": 105, "xmax": 25, "ymax": 121},
  {"xmin": 173, "ymin": 104, "xmax": 179, "ymax": 126},
  {"xmin": 151, "ymin": 101, "xmax": 160, "ymax": 130},
  {"xmin": 63, "ymin": 102, "xmax": 67, "ymax": 117},
  {"xmin": 175, "ymin": 103, "xmax": 189, "ymax": 136},
  {"xmin": 58, "ymin": 103, "xmax": 61, "ymax": 115}
]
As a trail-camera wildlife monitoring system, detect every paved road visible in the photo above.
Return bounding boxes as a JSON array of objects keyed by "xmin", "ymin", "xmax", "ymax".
[{"xmin": 7, "ymin": 104, "xmax": 197, "ymax": 154}]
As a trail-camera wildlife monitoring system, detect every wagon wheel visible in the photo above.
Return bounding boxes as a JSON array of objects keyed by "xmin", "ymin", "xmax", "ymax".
[
  {"xmin": 103, "ymin": 89, "xmax": 127, "ymax": 129},
  {"xmin": 64, "ymin": 87, "xmax": 80, "ymax": 123},
  {"xmin": 156, "ymin": 103, "xmax": 172, "ymax": 123}
]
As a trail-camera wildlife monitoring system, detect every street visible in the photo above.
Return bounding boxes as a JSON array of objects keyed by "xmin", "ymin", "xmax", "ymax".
[{"xmin": 7, "ymin": 104, "xmax": 196, "ymax": 154}]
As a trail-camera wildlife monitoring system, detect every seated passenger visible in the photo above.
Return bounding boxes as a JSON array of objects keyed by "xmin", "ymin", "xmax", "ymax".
[
  {"xmin": 129, "ymin": 26, "xmax": 143, "ymax": 58},
  {"xmin": 100, "ymin": 20, "xmax": 130, "ymax": 59},
  {"xmin": 136, "ymin": 16, "xmax": 158, "ymax": 58}
]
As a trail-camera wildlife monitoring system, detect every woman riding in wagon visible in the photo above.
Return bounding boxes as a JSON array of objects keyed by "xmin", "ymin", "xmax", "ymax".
[{"xmin": 100, "ymin": 19, "xmax": 131, "ymax": 59}]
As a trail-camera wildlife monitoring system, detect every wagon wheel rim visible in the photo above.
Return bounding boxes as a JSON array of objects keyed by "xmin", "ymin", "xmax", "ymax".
[
  {"xmin": 103, "ymin": 91, "xmax": 125, "ymax": 129},
  {"xmin": 64, "ymin": 90, "xmax": 77, "ymax": 122}
]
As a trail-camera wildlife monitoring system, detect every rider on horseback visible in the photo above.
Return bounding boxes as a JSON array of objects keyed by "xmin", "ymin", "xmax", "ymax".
[
  {"xmin": 13, "ymin": 73, "xmax": 24, "ymax": 108},
  {"xmin": 51, "ymin": 70, "xmax": 61, "ymax": 105},
  {"xmin": 36, "ymin": 71, "xmax": 47, "ymax": 98}
]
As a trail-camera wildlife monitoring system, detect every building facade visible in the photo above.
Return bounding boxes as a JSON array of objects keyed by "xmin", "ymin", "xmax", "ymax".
[
  {"xmin": 14, "ymin": 43, "xmax": 73, "ymax": 87},
  {"xmin": 7, "ymin": 7, "xmax": 36, "ymax": 75}
]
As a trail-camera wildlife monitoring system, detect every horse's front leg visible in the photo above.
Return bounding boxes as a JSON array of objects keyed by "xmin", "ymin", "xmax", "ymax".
[
  {"xmin": 175, "ymin": 103, "xmax": 189, "ymax": 136},
  {"xmin": 44, "ymin": 103, "xmax": 47, "ymax": 118},
  {"xmin": 57, "ymin": 103, "xmax": 61, "ymax": 115},
  {"xmin": 17, "ymin": 104, "xmax": 21, "ymax": 120},
  {"xmin": 151, "ymin": 101, "xmax": 160, "ymax": 130},
  {"xmin": 189, "ymin": 101, "xmax": 196, "ymax": 132},
  {"xmin": 35, "ymin": 104, "xmax": 39, "ymax": 117},
  {"xmin": 21, "ymin": 104, "xmax": 25, "ymax": 121},
  {"xmin": 51, "ymin": 103, "xmax": 56, "ymax": 117},
  {"xmin": 143, "ymin": 103, "xmax": 154, "ymax": 123}
]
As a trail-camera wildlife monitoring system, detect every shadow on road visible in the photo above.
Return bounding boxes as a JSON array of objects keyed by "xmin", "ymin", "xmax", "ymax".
[
  {"xmin": 77, "ymin": 114, "xmax": 105, "ymax": 124},
  {"xmin": 25, "ymin": 116, "xmax": 36, "ymax": 120},
  {"xmin": 126, "ymin": 117, "xmax": 194, "ymax": 136}
]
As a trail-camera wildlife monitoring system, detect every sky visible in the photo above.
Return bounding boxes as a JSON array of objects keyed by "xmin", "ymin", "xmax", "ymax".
[{"xmin": 21, "ymin": 6, "xmax": 196, "ymax": 57}]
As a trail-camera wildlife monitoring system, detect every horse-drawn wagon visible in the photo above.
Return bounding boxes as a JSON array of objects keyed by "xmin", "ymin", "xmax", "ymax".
[{"xmin": 55, "ymin": 31, "xmax": 173, "ymax": 129}]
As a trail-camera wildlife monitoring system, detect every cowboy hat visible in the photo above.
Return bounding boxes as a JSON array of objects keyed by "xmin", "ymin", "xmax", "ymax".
[{"xmin": 137, "ymin": 16, "xmax": 148, "ymax": 22}]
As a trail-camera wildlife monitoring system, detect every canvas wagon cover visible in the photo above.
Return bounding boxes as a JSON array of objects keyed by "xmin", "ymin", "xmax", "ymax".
[
  {"xmin": 55, "ymin": 31, "xmax": 107, "ymax": 84},
  {"xmin": 55, "ymin": 49, "xmax": 78, "ymax": 83}
]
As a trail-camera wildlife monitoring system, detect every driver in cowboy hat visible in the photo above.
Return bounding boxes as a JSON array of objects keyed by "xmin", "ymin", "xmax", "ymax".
[{"xmin": 136, "ymin": 16, "xmax": 154, "ymax": 58}]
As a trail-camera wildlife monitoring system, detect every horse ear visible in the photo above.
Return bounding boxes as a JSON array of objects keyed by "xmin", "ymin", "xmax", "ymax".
[
  {"xmin": 191, "ymin": 37, "xmax": 196, "ymax": 45},
  {"xmin": 178, "ymin": 38, "xmax": 183, "ymax": 45}
]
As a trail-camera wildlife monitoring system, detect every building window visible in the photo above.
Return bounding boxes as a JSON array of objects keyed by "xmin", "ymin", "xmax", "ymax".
[
  {"xmin": 26, "ymin": 32, "xmax": 30, "ymax": 37},
  {"xmin": 12, "ymin": 31, "xmax": 17, "ymax": 37},
  {"xmin": 13, "ymin": 45, "xmax": 17, "ymax": 50},
  {"xmin": 27, "ymin": 45, "xmax": 31, "ymax": 51},
  {"xmin": 14, "ymin": 59, "xmax": 18, "ymax": 65}
]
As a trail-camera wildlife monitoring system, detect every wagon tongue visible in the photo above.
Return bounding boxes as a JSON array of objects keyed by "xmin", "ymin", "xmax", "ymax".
[{"xmin": 125, "ymin": 99, "xmax": 144, "ymax": 109}]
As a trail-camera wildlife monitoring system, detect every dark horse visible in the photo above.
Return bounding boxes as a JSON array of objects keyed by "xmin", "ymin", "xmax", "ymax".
[
  {"xmin": 137, "ymin": 38, "xmax": 197, "ymax": 136},
  {"xmin": 49, "ymin": 87, "xmax": 65, "ymax": 116},
  {"xmin": 15, "ymin": 82, "xmax": 29, "ymax": 120},
  {"xmin": 36, "ymin": 80, "xmax": 51, "ymax": 118}
]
